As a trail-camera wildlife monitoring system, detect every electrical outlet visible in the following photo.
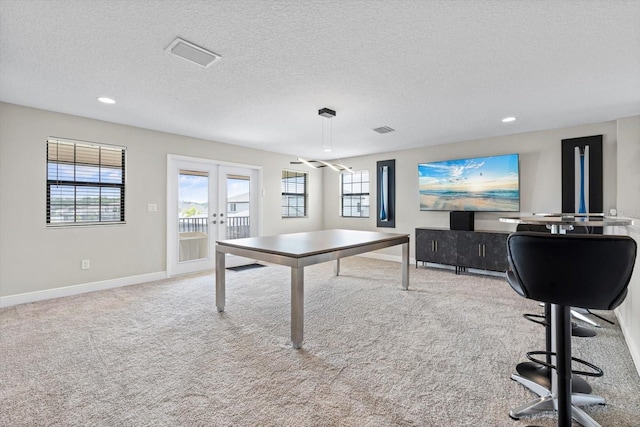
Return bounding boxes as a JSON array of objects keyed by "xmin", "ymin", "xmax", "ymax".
[
  {"xmin": 147, "ymin": 203, "xmax": 157, "ymax": 212},
  {"xmin": 81, "ymin": 259, "xmax": 90, "ymax": 270}
]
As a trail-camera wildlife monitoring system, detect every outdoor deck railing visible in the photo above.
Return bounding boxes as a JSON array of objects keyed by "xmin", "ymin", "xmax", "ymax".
[{"xmin": 178, "ymin": 216, "xmax": 250, "ymax": 239}]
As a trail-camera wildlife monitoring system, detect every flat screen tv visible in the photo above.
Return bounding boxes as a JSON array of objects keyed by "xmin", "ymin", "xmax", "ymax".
[{"xmin": 418, "ymin": 153, "xmax": 520, "ymax": 211}]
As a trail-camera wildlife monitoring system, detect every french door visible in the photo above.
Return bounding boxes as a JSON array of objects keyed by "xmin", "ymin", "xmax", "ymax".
[{"xmin": 167, "ymin": 155, "xmax": 260, "ymax": 276}]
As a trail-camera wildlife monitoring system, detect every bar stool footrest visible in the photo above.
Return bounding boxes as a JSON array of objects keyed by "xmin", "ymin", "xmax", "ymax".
[{"xmin": 525, "ymin": 350, "xmax": 604, "ymax": 377}]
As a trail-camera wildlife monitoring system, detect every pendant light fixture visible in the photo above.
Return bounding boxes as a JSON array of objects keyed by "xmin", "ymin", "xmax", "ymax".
[
  {"xmin": 291, "ymin": 108, "xmax": 353, "ymax": 173},
  {"xmin": 319, "ymin": 107, "xmax": 335, "ymax": 152}
]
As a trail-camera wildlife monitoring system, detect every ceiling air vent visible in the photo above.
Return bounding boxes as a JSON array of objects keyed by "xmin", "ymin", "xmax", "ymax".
[
  {"xmin": 373, "ymin": 126, "xmax": 395, "ymax": 134},
  {"xmin": 166, "ymin": 37, "xmax": 220, "ymax": 68}
]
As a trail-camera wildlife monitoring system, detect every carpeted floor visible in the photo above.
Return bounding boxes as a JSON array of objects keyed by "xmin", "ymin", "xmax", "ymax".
[{"xmin": 1, "ymin": 257, "xmax": 639, "ymax": 426}]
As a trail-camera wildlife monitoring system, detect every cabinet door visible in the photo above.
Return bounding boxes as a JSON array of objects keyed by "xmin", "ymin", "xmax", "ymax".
[
  {"xmin": 457, "ymin": 231, "xmax": 509, "ymax": 271},
  {"xmin": 456, "ymin": 231, "xmax": 484, "ymax": 269},
  {"xmin": 432, "ymin": 230, "xmax": 457, "ymax": 265},
  {"xmin": 415, "ymin": 229, "xmax": 436, "ymax": 262},
  {"xmin": 481, "ymin": 233, "xmax": 509, "ymax": 271},
  {"xmin": 415, "ymin": 229, "xmax": 457, "ymax": 266}
]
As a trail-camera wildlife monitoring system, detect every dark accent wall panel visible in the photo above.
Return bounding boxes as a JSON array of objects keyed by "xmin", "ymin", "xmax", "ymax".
[
  {"xmin": 376, "ymin": 159, "xmax": 395, "ymax": 228},
  {"xmin": 561, "ymin": 135, "xmax": 603, "ymax": 214}
]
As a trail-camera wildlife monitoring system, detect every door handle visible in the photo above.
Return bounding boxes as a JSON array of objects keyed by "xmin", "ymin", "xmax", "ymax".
[
  {"xmin": 220, "ymin": 220, "xmax": 225, "ymax": 224},
  {"xmin": 212, "ymin": 220, "xmax": 217, "ymax": 224}
]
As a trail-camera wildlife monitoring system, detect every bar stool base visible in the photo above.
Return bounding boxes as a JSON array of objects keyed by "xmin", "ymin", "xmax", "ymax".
[{"xmin": 509, "ymin": 394, "xmax": 604, "ymax": 427}]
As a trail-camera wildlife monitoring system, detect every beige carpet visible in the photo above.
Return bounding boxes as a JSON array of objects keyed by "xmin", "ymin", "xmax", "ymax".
[{"xmin": 1, "ymin": 257, "xmax": 639, "ymax": 426}]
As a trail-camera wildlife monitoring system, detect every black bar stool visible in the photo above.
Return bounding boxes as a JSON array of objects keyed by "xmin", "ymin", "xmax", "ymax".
[{"xmin": 506, "ymin": 232, "xmax": 636, "ymax": 427}]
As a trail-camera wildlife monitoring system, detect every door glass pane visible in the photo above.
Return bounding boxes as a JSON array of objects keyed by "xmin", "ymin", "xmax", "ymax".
[
  {"xmin": 178, "ymin": 170, "xmax": 209, "ymax": 262},
  {"xmin": 226, "ymin": 174, "xmax": 250, "ymax": 240}
]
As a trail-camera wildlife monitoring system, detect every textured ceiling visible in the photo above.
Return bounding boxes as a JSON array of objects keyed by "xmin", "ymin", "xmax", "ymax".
[{"xmin": 1, "ymin": 0, "xmax": 639, "ymax": 161}]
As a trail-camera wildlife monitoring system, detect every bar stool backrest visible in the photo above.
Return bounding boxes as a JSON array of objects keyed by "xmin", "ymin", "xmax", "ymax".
[{"xmin": 506, "ymin": 232, "xmax": 637, "ymax": 310}]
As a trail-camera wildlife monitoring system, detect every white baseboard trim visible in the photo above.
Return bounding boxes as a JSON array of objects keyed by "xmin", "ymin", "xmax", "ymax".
[
  {"xmin": 615, "ymin": 307, "xmax": 640, "ymax": 377},
  {"xmin": 0, "ymin": 271, "xmax": 167, "ymax": 308}
]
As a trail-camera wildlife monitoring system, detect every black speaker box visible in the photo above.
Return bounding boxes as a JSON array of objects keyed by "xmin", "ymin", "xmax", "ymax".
[{"xmin": 450, "ymin": 211, "xmax": 474, "ymax": 231}]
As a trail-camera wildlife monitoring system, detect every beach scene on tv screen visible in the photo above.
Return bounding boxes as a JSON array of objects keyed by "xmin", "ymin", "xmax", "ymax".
[{"xmin": 418, "ymin": 154, "xmax": 520, "ymax": 211}]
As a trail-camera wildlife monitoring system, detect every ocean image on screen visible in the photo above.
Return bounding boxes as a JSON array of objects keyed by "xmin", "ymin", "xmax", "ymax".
[{"xmin": 419, "ymin": 153, "xmax": 520, "ymax": 211}]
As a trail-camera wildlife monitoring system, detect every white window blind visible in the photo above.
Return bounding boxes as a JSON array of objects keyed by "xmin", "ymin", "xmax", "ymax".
[
  {"xmin": 46, "ymin": 138, "xmax": 126, "ymax": 225},
  {"xmin": 341, "ymin": 170, "xmax": 370, "ymax": 217},
  {"xmin": 281, "ymin": 170, "xmax": 307, "ymax": 217}
]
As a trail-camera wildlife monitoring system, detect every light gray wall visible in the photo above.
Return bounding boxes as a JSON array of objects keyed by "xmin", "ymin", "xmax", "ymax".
[
  {"xmin": 616, "ymin": 116, "xmax": 640, "ymax": 219},
  {"xmin": 0, "ymin": 102, "xmax": 324, "ymax": 297},
  {"xmin": 323, "ymin": 120, "xmax": 618, "ymax": 237}
]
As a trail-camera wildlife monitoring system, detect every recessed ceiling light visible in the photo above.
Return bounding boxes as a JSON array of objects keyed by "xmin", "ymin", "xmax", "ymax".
[
  {"xmin": 98, "ymin": 97, "xmax": 116, "ymax": 104},
  {"xmin": 502, "ymin": 116, "xmax": 517, "ymax": 123}
]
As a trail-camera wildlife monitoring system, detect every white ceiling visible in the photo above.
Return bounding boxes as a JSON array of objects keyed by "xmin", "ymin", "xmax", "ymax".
[{"xmin": 1, "ymin": 1, "xmax": 639, "ymax": 161}]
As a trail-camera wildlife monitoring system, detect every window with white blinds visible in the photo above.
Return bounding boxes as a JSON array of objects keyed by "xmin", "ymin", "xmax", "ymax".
[
  {"xmin": 281, "ymin": 170, "xmax": 307, "ymax": 218},
  {"xmin": 46, "ymin": 138, "xmax": 126, "ymax": 225},
  {"xmin": 341, "ymin": 170, "xmax": 370, "ymax": 217}
]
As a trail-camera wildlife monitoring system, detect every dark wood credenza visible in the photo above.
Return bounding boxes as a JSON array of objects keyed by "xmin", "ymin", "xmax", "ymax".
[{"xmin": 415, "ymin": 227, "xmax": 509, "ymax": 274}]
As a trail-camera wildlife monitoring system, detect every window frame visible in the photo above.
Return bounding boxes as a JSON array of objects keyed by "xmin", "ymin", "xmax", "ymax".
[
  {"xmin": 46, "ymin": 137, "xmax": 127, "ymax": 227},
  {"xmin": 340, "ymin": 169, "xmax": 370, "ymax": 218},
  {"xmin": 281, "ymin": 169, "xmax": 308, "ymax": 218}
]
